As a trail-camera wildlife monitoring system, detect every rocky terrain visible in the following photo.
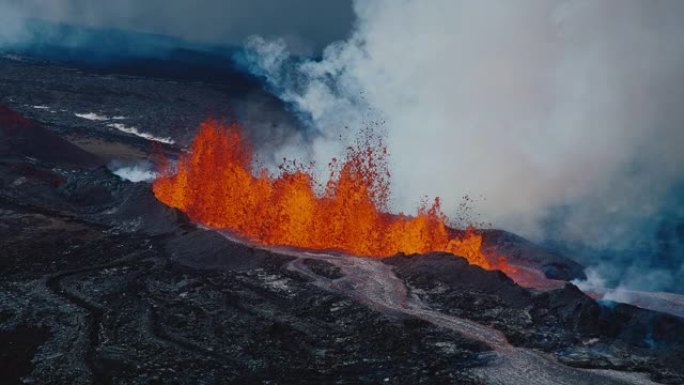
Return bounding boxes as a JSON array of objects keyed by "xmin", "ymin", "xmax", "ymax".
[{"xmin": 1, "ymin": 54, "xmax": 683, "ymax": 384}]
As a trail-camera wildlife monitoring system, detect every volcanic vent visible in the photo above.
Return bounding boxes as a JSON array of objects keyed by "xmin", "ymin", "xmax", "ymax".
[{"xmin": 153, "ymin": 119, "xmax": 500, "ymax": 269}]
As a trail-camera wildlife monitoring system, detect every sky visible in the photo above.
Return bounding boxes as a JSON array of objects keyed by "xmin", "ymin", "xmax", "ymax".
[{"xmin": 0, "ymin": 0, "xmax": 354, "ymax": 54}]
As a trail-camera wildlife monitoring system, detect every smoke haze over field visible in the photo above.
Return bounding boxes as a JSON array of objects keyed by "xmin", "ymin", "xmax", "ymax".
[
  {"xmin": 244, "ymin": 0, "xmax": 684, "ymax": 292},
  {"xmin": 0, "ymin": 0, "xmax": 354, "ymax": 53}
]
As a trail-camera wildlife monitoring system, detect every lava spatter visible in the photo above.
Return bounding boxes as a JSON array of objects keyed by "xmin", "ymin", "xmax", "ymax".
[{"xmin": 153, "ymin": 119, "xmax": 498, "ymax": 269}]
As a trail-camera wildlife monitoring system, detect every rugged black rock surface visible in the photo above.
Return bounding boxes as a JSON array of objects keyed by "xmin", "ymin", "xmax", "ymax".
[
  {"xmin": 1, "ymin": 54, "xmax": 683, "ymax": 384},
  {"xmin": 385, "ymin": 253, "xmax": 684, "ymax": 383},
  {"xmin": 0, "ymin": 146, "xmax": 489, "ymax": 384}
]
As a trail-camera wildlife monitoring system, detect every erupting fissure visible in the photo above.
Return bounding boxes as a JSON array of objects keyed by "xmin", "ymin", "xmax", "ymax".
[{"xmin": 153, "ymin": 119, "xmax": 497, "ymax": 269}]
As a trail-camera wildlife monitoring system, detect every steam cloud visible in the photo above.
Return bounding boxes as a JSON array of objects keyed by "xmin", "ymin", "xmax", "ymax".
[
  {"xmin": 109, "ymin": 161, "xmax": 157, "ymax": 183},
  {"xmin": 244, "ymin": 0, "xmax": 684, "ymax": 292}
]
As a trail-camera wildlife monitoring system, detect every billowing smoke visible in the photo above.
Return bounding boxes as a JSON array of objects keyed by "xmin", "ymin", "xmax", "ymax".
[{"xmin": 243, "ymin": 0, "xmax": 684, "ymax": 292}]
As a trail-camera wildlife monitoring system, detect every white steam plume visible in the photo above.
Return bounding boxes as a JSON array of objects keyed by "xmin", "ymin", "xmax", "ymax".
[
  {"xmin": 244, "ymin": 0, "xmax": 684, "ymax": 247},
  {"xmin": 109, "ymin": 161, "xmax": 157, "ymax": 183}
]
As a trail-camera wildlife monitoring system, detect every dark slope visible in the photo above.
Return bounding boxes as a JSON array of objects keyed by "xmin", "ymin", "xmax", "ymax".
[
  {"xmin": 0, "ymin": 103, "xmax": 102, "ymax": 167},
  {"xmin": 386, "ymin": 252, "xmax": 684, "ymax": 382},
  {"xmin": 480, "ymin": 229, "xmax": 586, "ymax": 281}
]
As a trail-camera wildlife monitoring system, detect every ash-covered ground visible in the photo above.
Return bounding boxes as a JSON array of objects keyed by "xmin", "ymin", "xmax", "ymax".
[{"xmin": 1, "ymin": 54, "xmax": 684, "ymax": 385}]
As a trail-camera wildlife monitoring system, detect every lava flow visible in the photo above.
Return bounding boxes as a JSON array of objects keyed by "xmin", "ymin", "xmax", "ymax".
[{"xmin": 153, "ymin": 119, "xmax": 499, "ymax": 269}]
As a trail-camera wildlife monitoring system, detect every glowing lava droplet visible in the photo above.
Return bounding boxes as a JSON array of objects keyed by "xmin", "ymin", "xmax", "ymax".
[{"xmin": 153, "ymin": 119, "xmax": 495, "ymax": 269}]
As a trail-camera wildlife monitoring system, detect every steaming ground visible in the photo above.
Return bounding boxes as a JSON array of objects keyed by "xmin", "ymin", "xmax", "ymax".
[
  {"xmin": 242, "ymin": 0, "xmax": 684, "ymax": 295},
  {"xmin": 109, "ymin": 161, "xmax": 157, "ymax": 183}
]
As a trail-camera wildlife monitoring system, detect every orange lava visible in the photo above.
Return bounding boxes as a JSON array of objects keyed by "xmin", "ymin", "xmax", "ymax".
[{"xmin": 153, "ymin": 119, "xmax": 497, "ymax": 269}]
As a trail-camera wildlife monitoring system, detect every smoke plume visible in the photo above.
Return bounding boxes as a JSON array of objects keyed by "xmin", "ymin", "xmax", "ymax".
[{"xmin": 243, "ymin": 0, "xmax": 684, "ymax": 292}]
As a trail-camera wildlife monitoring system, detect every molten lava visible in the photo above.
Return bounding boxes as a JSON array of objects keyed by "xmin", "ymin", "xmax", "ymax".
[{"xmin": 153, "ymin": 120, "xmax": 497, "ymax": 269}]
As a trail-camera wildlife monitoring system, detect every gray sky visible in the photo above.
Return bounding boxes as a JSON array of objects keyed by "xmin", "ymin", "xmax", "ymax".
[{"xmin": 0, "ymin": 0, "xmax": 355, "ymax": 53}]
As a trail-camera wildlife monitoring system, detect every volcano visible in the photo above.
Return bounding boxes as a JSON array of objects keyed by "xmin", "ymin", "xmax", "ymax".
[
  {"xmin": 152, "ymin": 119, "xmax": 493, "ymax": 268},
  {"xmin": 1, "ymin": 53, "xmax": 684, "ymax": 385}
]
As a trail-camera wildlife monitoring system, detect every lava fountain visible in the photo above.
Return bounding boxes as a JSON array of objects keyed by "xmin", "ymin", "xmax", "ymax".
[{"xmin": 153, "ymin": 119, "xmax": 502, "ymax": 270}]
